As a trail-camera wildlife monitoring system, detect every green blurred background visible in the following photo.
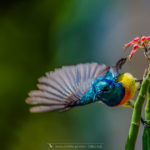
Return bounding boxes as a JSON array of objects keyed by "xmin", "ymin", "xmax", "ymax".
[{"xmin": 1, "ymin": 0, "xmax": 150, "ymax": 150}]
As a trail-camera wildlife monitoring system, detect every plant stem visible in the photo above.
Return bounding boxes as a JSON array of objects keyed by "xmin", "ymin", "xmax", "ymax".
[
  {"xmin": 143, "ymin": 85, "xmax": 150, "ymax": 150},
  {"xmin": 125, "ymin": 66, "xmax": 150, "ymax": 150}
]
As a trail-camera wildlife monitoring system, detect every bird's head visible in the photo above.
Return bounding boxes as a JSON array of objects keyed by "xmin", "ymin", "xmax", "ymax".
[{"xmin": 95, "ymin": 79, "xmax": 114, "ymax": 98}]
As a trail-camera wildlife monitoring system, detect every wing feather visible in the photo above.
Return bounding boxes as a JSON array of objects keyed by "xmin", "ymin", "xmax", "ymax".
[
  {"xmin": 26, "ymin": 63, "xmax": 108, "ymax": 112},
  {"xmin": 30, "ymin": 105, "xmax": 65, "ymax": 113}
]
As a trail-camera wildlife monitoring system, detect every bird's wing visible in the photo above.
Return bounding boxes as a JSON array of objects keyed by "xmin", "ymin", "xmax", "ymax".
[{"xmin": 26, "ymin": 63, "xmax": 108, "ymax": 112}]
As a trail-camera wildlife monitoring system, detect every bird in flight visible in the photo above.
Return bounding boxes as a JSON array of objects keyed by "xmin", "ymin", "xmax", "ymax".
[{"xmin": 26, "ymin": 58, "xmax": 139, "ymax": 113}]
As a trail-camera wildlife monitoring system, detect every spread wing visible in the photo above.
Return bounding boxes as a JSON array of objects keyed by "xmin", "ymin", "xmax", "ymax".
[{"xmin": 26, "ymin": 63, "xmax": 109, "ymax": 113}]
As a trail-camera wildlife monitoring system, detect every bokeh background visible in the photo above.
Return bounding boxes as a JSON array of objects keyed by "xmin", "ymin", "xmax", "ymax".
[{"xmin": 1, "ymin": 0, "xmax": 150, "ymax": 150}]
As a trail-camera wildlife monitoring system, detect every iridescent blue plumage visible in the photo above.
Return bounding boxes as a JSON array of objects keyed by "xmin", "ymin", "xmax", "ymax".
[{"xmin": 72, "ymin": 70, "xmax": 125, "ymax": 107}]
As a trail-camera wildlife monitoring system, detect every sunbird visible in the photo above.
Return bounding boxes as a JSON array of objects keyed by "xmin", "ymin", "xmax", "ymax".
[{"xmin": 26, "ymin": 58, "xmax": 140, "ymax": 113}]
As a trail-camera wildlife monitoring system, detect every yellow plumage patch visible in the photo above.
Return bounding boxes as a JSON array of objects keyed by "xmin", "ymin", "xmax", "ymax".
[{"xmin": 116, "ymin": 73, "xmax": 136, "ymax": 106}]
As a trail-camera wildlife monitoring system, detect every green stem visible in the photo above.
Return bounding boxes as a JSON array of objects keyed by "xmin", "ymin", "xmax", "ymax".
[
  {"xmin": 125, "ymin": 66, "xmax": 150, "ymax": 150},
  {"xmin": 143, "ymin": 85, "xmax": 150, "ymax": 150}
]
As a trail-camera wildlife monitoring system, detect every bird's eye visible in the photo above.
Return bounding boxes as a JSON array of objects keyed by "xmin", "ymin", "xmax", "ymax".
[{"xmin": 103, "ymin": 86, "xmax": 109, "ymax": 91}]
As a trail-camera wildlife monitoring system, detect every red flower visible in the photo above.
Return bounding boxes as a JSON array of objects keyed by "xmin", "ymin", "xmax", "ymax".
[{"xmin": 124, "ymin": 36, "xmax": 150, "ymax": 60}]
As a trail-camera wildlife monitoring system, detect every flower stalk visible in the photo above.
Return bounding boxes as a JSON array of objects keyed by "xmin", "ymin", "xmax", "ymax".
[
  {"xmin": 125, "ymin": 66, "xmax": 150, "ymax": 150},
  {"xmin": 143, "ymin": 84, "xmax": 150, "ymax": 150}
]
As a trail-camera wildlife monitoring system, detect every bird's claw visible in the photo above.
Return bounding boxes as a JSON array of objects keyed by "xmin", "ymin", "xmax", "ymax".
[{"xmin": 141, "ymin": 117, "xmax": 150, "ymax": 128}]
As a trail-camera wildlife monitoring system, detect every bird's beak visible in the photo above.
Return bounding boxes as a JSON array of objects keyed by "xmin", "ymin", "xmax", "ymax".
[{"xmin": 97, "ymin": 90, "xmax": 103, "ymax": 96}]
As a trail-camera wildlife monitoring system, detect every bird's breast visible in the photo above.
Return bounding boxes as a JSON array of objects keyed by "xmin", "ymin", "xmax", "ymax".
[
  {"xmin": 116, "ymin": 73, "xmax": 136, "ymax": 106},
  {"xmin": 98, "ymin": 81, "xmax": 125, "ymax": 106}
]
